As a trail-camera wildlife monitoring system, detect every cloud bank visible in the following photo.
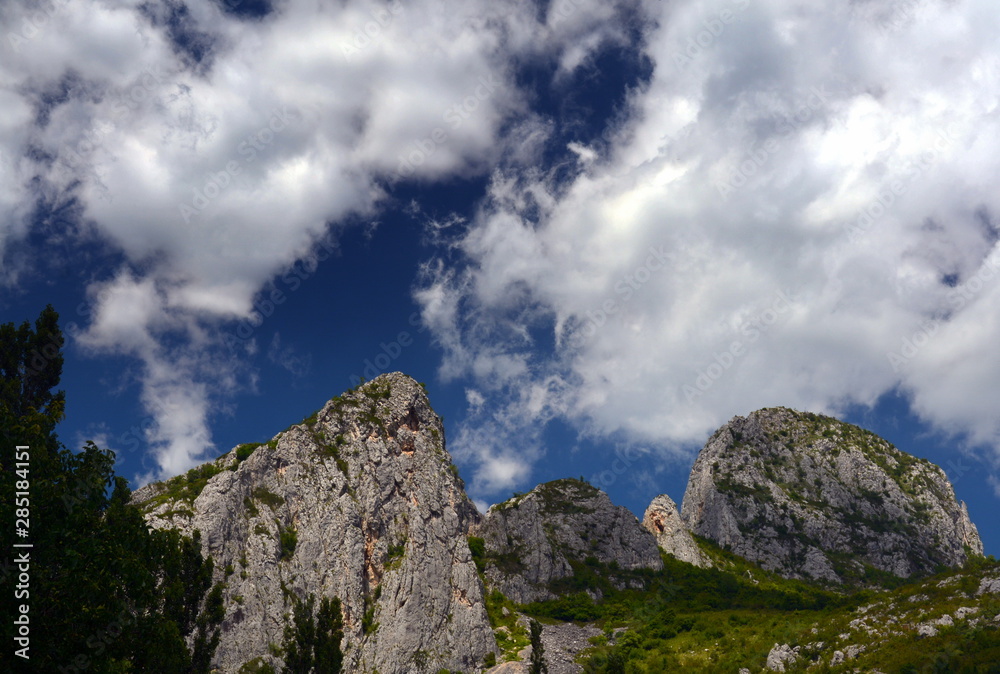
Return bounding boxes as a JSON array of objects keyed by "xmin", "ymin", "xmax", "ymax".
[
  {"xmin": 413, "ymin": 0, "xmax": 1000, "ymax": 495},
  {"xmin": 1, "ymin": 0, "xmax": 634, "ymax": 479},
  {"xmin": 3, "ymin": 0, "xmax": 999, "ymax": 496}
]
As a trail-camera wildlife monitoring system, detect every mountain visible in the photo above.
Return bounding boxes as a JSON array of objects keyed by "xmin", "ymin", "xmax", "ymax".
[
  {"xmin": 642, "ymin": 493, "xmax": 711, "ymax": 569},
  {"xmin": 131, "ymin": 381, "xmax": 998, "ymax": 673},
  {"xmin": 470, "ymin": 478, "xmax": 663, "ymax": 604},
  {"xmin": 132, "ymin": 373, "xmax": 494, "ymax": 673},
  {"xmin": 680, "ymin": 407, "xmax": 983, "ymax": 584}
]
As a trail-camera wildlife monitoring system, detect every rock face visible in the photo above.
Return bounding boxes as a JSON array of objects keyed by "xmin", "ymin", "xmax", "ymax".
[
  {"xmin": 471, "ymin": 479, "xmax": 663, "ymax": 603},
  {"xmin": 681, "ymin": 407, "xmax": 983, "ymax": 584},
  {"xmin": 642, "ymin": 494, "xmax": 711, "ymax": 568},
  {"xmin": 131, "ymin": 373, "xmax": 494, "ymax": 673}
]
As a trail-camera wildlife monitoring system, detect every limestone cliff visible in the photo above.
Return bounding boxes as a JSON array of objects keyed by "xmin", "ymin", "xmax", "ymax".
[
  {"xmin": 642, "ymin": 494, "xmax": 711, "ymax": 568},
  {"xmin": 471, "ymin": 479, "xmax": 663, "ymax": 603},
  {"xmin": 680, "ymin": 407, "xmax": 983, "ymax": 584},
  {"xmin": 132, "ymin": 373, "xmax": 495, "ymax": 673}
]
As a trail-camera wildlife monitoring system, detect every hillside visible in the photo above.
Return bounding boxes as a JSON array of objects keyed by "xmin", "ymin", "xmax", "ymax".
[
  {"xmin": 133, "ymin": 373, "xmax": 493, "ymax": 673},
  {"xmin": 681, "ymin": 407, "xmax": 982, "ymax": 584},
  {"xmin": 130, "ymin": 380, "xmax": 998, "ymax": 673},
  {"xmin": 541, "ymin": 538, "xmax": 1000, "ymax": 672}
]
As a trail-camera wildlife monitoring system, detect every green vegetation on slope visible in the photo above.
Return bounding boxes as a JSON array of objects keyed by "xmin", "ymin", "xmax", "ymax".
[{"xmin": 511, "ymin": 531, "xmax": 1000, "ymax": 673}]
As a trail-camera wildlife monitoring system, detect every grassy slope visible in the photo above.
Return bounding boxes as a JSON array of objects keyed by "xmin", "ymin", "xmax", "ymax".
[{"xmin": 509, "ymin": 537, "xmax": 1000, "ymax": 673}]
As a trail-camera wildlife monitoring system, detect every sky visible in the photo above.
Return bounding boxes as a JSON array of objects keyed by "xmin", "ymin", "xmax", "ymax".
[{"xmin": 1, "ymin": 0, "xmax": 998, "ymax": 555}]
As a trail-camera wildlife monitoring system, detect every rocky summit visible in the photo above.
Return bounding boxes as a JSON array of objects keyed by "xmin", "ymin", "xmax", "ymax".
[
  {"xmin": 471, "ymin": 479, "xmax": 663, "ymax": 603},
  {"xmin": 642, "ymin": 493, "xmax": 711, "ymax": 569},
  {"xmin": 130, "ymin": 384, "xmax": 995, "ymax": 673},
  {"xmin": 680, "ymin": 407, "xmax": 983, "ymax": 584},
  {"xmin": 132, "ymin": 373, "xmax": 494, "ymax": 673}
]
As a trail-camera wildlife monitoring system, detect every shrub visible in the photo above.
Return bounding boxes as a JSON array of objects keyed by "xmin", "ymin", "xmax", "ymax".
[
  {"xmin": 253, "ymin": 487, "xmax": 285, "ymax": 510},
  {"xmin": 468, "ymin": 536, "xmax": 486, "ymax": 574},
  {"xmin": 279, "ymin": 525, "xmax": 298, "ymax": 561},
  {"xmin": 235, "ymin": 443, "xmax": 260, "ymax": 463},
  {"xmin": 386, "ymin": 542, "xmax": 406, "ymax": 570}
]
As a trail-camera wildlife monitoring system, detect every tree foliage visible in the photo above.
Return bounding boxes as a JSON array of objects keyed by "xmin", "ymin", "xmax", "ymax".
[
  {"xmin": 0, "ymin": 306, "xmax": 222, "ymax": 672},
  {"xmin": 529, "ymin": 618, "xmax": 548, "ymax": 674},
  {"xmin": 281, "ymin": 593, "xmax": 344, "ymax": 674}
]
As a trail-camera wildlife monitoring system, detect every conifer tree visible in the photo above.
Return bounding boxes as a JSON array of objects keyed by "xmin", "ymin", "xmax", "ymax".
[
  {"xmin": 282, "ymin": 593, "xmax": 344, "ymax": 673},
  {"xmin": 529, "ymin": 618, "xmax": 548, "ymax": 674},
  {"xmin": 1, "ymin": 306, "xmax": 221, "ymax": 672}
]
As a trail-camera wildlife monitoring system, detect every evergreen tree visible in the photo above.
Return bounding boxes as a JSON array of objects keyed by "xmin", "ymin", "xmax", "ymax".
[
  {"xmin": 529, "ymin": 618, "xmax": 548, "ymax": 674},
  {"xmin": 281, "ymin": 593, "xmax": 344, "ymax": 674},
  {"xmin": 314, "ymin": 596, "xmax": 344, "ymax": 674},
  {"xmin": 1, "ymin": 306, "xmax": 221, "ymax": 672},
  {"xmin": 283, "ymin": 595, "xmax": 318, "ymax": 674}
]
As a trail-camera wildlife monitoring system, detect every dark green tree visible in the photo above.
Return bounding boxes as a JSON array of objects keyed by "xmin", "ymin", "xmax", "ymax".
[
  {"xmin": 529, "ymin": 618, "xmax": 548, "ymax": 674},
  {"xmin": 1, "ymin": 306, "xmax": 221, "ymax": 672},
  {"xmin": 283, "ymin": 595, "xmax": 318, "ymax": 674},
  {"xmin": 314, "ymin": 596, "xmax": 344, "ymax": 674},
  {"xmin": 281, "ymin": 593, "xmax": 344, "ymax": 674}
]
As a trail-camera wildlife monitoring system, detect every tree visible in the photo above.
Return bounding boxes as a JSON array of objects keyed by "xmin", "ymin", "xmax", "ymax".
[
  {"xmin": 529, "ymin": 618, "xmax": 548, "ymax": 674},
  {"xmin": 314, "ymin": 596, "xmax": 344, "ymax": 674},
  {"xmin": 1, "ymin": 306, "xmax": 221, "ymax": 672},
  {"xmin": 282, "ymin": 593, "xmax": 344, "ymax": 673}
]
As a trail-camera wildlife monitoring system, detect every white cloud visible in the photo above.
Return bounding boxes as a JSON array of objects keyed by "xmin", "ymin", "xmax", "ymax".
[
  {"xmin": 415, "ymin": 0, "xmax": 1000, "ymax": 495},
  {"xmin": 0, "ymin": 0, "xmax": 631, "ymax": 481}
]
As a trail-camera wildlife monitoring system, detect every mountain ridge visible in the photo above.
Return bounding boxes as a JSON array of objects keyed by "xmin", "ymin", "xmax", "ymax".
[
  {"xmin": 131, "ymin": 375, "xmax": 994, "ymax": 673},
  {"xmin": 133, "ymin": 372, "xmax": 494, "ymax": 673},
  {"xmin": 680, "ymin": 407, "xmax": 982, "ymax": 585}
]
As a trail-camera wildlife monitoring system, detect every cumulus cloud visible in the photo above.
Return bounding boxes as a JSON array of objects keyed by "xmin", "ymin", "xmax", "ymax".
[
  {"xmin": 1, "ymin": 0, "xmax": 634, "ymax": 480},
  {"xmin": 414, "ymin": 0, "xmax": 1000, "ymax": 495}
]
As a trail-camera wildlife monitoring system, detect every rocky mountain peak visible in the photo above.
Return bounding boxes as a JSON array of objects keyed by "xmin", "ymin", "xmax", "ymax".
[
  {"xmin": 642, "ymin": 493, "xmax": 711, "ymax": 568},
  {"xmin": 132, "ymin": 372, "xmax": 494, "ymax": 673},
  {"xmin": 471, "ymin": 478, "xmax": 663, "ymax": 604},
  {"xmin": 680, "ymin": 407, "xmax": 983, "ymax": 584}
]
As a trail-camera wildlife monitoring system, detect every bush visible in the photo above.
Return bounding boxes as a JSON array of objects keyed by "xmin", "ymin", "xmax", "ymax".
[
  {"xmin": 239, "ymin": 657, "xmax": 277, "ymax": 674},
  {"xmin": 468, "ymin": 536, "xmax": 486, "ymax": 573},
  {"xmin": 279, "ymin": 525, "xmax": 298, "ymax": 561},
  {"xmin": 253, "ymin": 487, "xmax": 285, "ymax": 511},
  {"xmin": 235, "ymin": 443, "xmax": 260, "ymax": 463}
]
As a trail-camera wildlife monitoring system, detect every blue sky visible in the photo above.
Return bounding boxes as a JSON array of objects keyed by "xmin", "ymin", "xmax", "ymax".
[{"xmin": 2, "ymin": 0, "xmax": 999, "ymax": 556}]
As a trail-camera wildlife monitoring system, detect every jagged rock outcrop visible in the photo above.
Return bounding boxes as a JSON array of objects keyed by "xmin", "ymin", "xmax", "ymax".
[
  {"xmin": 471, "ymin": 479, "xmax": 663, "ymax": 603},
  {"xmin": 642, "ymin": 494, "xmax": 711, "ymax": 568},
  {"xmin": 766, "ymin": 643, "xmax": 799, "ymax": 672},
  {"xmin": 131, "ymin": 373, "xmax": 495, "ymax": 673},
  {"xmin": 681, "ymin": 407, "xmax": 983, "ymax": 584}
]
